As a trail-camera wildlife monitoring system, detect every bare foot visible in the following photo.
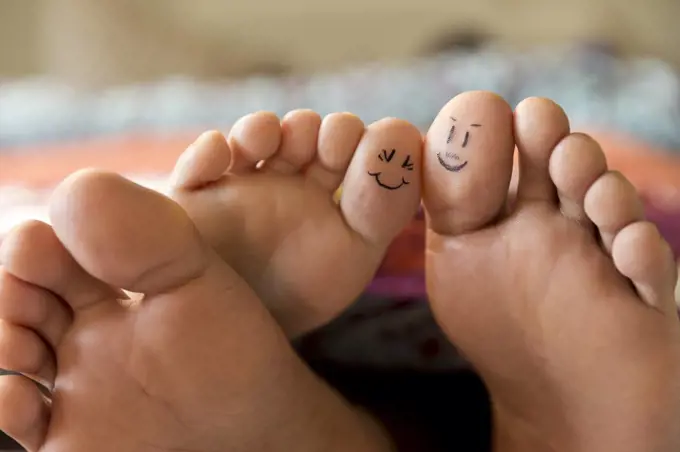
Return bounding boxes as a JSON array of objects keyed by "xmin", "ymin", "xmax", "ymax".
[
  {"xmin": 170, "ymin": 111, "xmax": 422, "ymax": 337},
  {"xmin": 0, "ymin": 170, "xmax": 392, "ymax": 452},
  {"xmin": 423, "ymin": 92, "xmax": 680, "ymax": 452}
]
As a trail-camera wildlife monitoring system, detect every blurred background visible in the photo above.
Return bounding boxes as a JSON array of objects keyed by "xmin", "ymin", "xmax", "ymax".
[
  {"xmin": 2, "ymin": 1, "xmax": 680, "ymax": 449},
  {"xmin": 3, "ymin": 0, "xmax": 679, "ymax": 270},
  {"xmin": 4, "ymin": 0, "xmax": 680, "ymax": 83},
  {"xmin": 1, "ymin": 0, "xmax": 680, "ymax": 350}
]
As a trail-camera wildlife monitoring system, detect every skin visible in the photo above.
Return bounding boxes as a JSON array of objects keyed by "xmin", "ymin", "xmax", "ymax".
[
  {"xmin": 0, "ymin": 170, "xmax": 394, "ymax": 452},
  {"xmin": 423, "ymin": 92, "xmax": 680, "ymax": 452},
  {"xmin": 1, "ymin": 99, "xmax": 679, "ymax": 451},
  {"xmin": 367, "ymin": 148, "xmax": 416, "ymax": 190},
  {"xmin": 170, "ymin": 113, "xmax": 423, "ymax": 337},
  {"xmin": 423, "ymin": 91, "xmax": 515, "ymax": 235}
]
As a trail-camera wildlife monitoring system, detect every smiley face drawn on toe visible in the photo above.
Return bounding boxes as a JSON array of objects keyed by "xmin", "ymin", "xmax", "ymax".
[
  {"xmin": 423, "ymin": 91, "xmax": 515, "ymax": 231},
  {"xmin": 436, "ymin": 117, "xmax": 481, "ymax": 173},
  {"xmin": 368, "ymin": 171, "xmax": 410, "ymax": 190},
  {"xmin": 437, "ymin": 153, "xmax": 468, "ymax": 172},
  {"xmin": 367, "ymin": 148, "xmax": 414, "ymax": 190}
]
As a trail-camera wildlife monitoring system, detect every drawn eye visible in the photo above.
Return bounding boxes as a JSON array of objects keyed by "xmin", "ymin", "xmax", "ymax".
[
  {"xmin": 446, "ymin": 125, "xmax": 455, "ymax": 144},
  {"xmin": 378, "ymin": 149, "xmax": 396, "ymax": 162},
  {"xmin": 402, "ymin": 155, "xmax": 414, "ymax": 171},
  {"xmin": 462, "ymin": 131, "xmax": 470, "ymax": 147}
]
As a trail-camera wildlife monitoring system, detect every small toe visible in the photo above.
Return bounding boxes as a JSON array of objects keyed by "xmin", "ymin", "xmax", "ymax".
[
  {"xmin": 584, "ymin": 171, "xmax": 645, "ymax": 252},
  {"xmin": 340, "ymin": 118, "xmax": 422, "ymax": 245},
  {"xmin": 0, "ymin": 321, "xmax": 54, "ymax": 386},
  {"xmin": 264, "ymin": 109, "xmax": 322, "ymax": 174},
  {"xmin": 49, "ymin": 169, "xmax": 210, "ymax": 294},
  {"xmin": 514, "ymin": 97, "xmax": 571, "ymax": 204},
  {"xmin": 0, "ymin": 269, "xmax": 72, "ymax": 349},
  {"xmin": 171, "ymin": 131, "xmax": 231, "ymax": 190},
  {"xmin": 0, "ymin": 374, "xmax": 49, "ymax": 452},
  {"xmin": 227, "ymin": 112, "xmax": 281, "ymax": 173},
  {"xmin": 305, "ymin": 112, "xmax": 365, "ymax": 192},
  {"xmin": 549, "ymin": 133, "xmax": 608, "ymax": 224},
  {"xmin": 0, "ymin": 220, "xmax": 118, "ymax": 312},
  {"xmin": 612, "ymin": 221, "xmax": 677, "ymax": 312},
  {"xmin": 423, "ymin": 91, "xmax": 515, "ymax": 235}
]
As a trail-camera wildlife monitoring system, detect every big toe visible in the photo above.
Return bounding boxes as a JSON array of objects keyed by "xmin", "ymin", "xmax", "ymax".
[
  {"xmin": 340, "ymin": 117, "xmax": 423, "ymax": 246},
  {"xmin": 46, "ymin": 171, "xmax": 391, "ymax": 452},
  {"xmin": 49, "ymin": 169, "xmax": 212, "ymax": 294},
  {"xmin": 47, "ymin": 169, "xmax": 290, "ymax": 359},
  {"xmin": 423, "ymin": 91, "xmax": 515, "ymax": 236}
]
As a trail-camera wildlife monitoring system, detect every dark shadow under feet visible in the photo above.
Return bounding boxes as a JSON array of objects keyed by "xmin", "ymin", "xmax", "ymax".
[
  {"xmin": 1, "ymin": 359, "xmax": 493, "ymax": 452},
  {"xmin": 303, "ymin": 359, "xmax": 492, "ymax": 452}
]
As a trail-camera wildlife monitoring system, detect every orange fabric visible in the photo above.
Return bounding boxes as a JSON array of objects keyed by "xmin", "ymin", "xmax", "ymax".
[
  {"xmin": 0, "ymin": 133, "xmax": 200, "ymax": 187},
  {"xmin": 587, "ymin": 131, "xmax": 680, "ymax": 204},
  {"xmin": 0, "ymin": 128, "xmax": 678, "ymax": 287},
  {"xmin": 1, "ymin": 129, "xmax": 679, "ymax": 192}
]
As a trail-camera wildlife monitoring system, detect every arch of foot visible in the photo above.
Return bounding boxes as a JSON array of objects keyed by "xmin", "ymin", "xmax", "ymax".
[{"xmin": 422, "ymin": 91, "xmax": 515, "ymax": 236}]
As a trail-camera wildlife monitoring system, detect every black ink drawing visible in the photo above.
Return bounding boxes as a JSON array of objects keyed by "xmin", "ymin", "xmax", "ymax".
[
  {"xmin": 439, "ymin": 119, "xmax": 482, "ymax": 172},
  {"xmin": 369, "ymin": 149, "xmax": 414, "ymax": 190},
  {"xmin": 436, "ymin": 153, "xmax": 468, "ymax": 172}
]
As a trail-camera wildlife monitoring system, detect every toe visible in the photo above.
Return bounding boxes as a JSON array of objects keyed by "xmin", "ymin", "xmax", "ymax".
[
  {"xmin": 549, "ymin": 133, "xmax": 608, "ymax": 224},
  {"xmin": 264, "ymin": 109, "xmax": 322, "ymax": 174},
  {"xmin": 0, "ymin": 269, "xmax": 72, "ymax": 349},
  {"xmin": 584, "ymin": 171, "xmax": 644, "ymax": 252},
  {"xmin": 0, "ymin": 321, "xmax": 54, "ymax": 385},
  {"xmin": 340, "ymin": 118, "xmax": 422, "ymax": 245},
  {"xmin": 612, "ymin": 221, "xmax": 677, "ymax": 312},
  {"xmin": 227, "ymin": 112, "xmax": 281, "ymax": 173},
  {"xmin": 0, "ymin": 220, "xmax": 118, "ymax": 311},
  {"xmin": 515, "ymin": 97, "xmax": 570, "ymax": 204},
  {"xmin": 48, "ymin": 171, "xmax": 298, "ymax": 387},
  {"xmin": 305, "ymin": 112, "xmax": 365, "ymax": 192},
  {"xmin": 171, "ymin": 131, "xmax": 231, "ymax": 190},
  {"xmin": 49, "ymin": 169, "xmax": 211, "ymax": 294},
  {"xmin": 0, "ymin": 374, "xmax": 49, "ymax": 452},
  {"xmin": 423, "ymin": 91, "xmax": 515, "ymax": 235}
]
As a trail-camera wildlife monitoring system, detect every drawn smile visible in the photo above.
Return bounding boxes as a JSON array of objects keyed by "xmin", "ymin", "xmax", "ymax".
[
  {"xmin": 437, "ymin": 153, "xmax": 468, "ymax": 172},
  {"xmin": 367, "ymin": 172, "xmax": 409, "ymax": 190}
]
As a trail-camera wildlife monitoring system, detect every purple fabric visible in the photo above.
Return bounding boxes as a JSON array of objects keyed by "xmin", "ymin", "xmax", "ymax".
[
  {"xmin": 646, "ymin": 204, "xmax": 680, "ymax": 259},
  {"xmin": 368, "ymin": 275, "xmax": 426, "ymax": 298},
  {"xmin": 367, "ymin": 202, "xmax": 680, "ymax": 299}
]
